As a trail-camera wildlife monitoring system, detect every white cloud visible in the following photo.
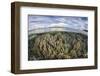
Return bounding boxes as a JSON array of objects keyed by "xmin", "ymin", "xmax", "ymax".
[
  {"xmin": 55, "ymin": 18, "xmax": 67, "ymax": 22},
  {"xmin": 29, "ymin": 16, "xmax": 88, "ymax": 31},
  {"xmin": 49, "ymin": 23, "xmax": 67, "ymax": 27}
]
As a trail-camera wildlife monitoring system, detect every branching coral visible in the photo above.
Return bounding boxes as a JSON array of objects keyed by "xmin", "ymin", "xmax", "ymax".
[{"xmin": 28, "ymin": 32, "xmax": 88, "ymax": 60}]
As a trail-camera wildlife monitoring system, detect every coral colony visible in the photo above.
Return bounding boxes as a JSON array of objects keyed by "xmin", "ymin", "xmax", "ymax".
[{"xmin": 28, "ymin": 15, "xmax": 88, "ymax": 60}]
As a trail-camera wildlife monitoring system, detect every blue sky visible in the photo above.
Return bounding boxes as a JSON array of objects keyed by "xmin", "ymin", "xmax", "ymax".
[{"xmin": 28, "ymin": 15, "xmax": 88, "ymax": 31}]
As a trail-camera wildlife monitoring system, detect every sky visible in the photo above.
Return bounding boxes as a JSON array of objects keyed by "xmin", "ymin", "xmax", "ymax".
[{"xmin": 28, "ymin": 15, "xmax": 88, "ymax": 31}]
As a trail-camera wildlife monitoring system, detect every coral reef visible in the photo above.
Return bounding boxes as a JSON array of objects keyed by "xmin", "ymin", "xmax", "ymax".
[{"xmin": 28, "ymin": 32, "xmax": 88, "ymax": 60}]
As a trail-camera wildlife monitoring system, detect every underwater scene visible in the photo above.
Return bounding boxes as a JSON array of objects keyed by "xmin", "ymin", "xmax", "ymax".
[{"xmin": 28, "ymin": 15, "xmax": 88, "ymax": 60}]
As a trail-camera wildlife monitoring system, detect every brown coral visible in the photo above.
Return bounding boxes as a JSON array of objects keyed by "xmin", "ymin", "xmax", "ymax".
[{"xmin": 28, "ymin": 32, "xmax": 88, "ymax": 60}]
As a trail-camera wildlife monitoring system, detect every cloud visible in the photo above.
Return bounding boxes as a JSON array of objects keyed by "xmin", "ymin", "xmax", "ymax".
[
  {"xmin": 49, "ymin": 23, "xmax": 67, "ymax": 27},
  {"xmin": 28, "ymin": 15, "xmax": 88, "ymax": 31}
]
